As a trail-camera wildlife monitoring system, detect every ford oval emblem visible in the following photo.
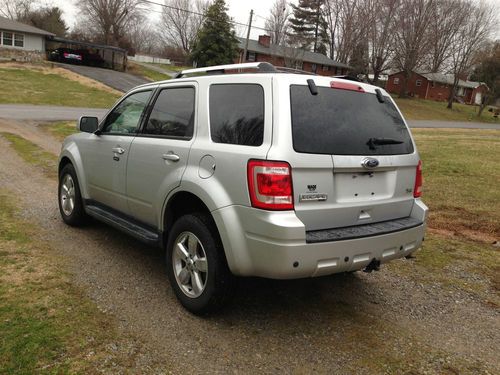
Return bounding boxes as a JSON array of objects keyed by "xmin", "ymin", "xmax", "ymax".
[{"xmin": 361, "ymin": 157, "xmax": 379, "ymax": 169}]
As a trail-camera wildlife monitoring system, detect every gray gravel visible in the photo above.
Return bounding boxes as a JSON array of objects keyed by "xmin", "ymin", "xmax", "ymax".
[{"xmin": 0, "ymin": 122, "xmax": 499, "ymax": 374}]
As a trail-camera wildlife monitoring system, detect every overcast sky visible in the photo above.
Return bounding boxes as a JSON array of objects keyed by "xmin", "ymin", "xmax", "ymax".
[{"xmin": 47, "ymin": 0, "xmax": 291, "ymax": 39}]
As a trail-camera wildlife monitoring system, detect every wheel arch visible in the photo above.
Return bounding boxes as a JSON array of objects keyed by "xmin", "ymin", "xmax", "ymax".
[
  {"xmin": 162, "ymin": 190, "xmax": 235, "ymax": 272},
  {"xmin": 58, "ymin": 146, "xmax": 89, "ymax": 199}
]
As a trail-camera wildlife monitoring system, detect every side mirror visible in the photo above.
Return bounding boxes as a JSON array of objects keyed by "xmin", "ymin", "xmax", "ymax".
[{"xmin": 78, "ymin": 116, "xmax": 99, "ymax": 133}]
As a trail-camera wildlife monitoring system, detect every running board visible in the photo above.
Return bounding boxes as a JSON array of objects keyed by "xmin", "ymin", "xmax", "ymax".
[{"xmin": 85, "ymin": 204, "xmax": 161, "ymax": 246}]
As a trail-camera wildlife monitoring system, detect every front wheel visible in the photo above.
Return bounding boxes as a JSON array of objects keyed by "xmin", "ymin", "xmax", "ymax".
[
  {"xmin": 166, "ymin": 213, "xmax": 234, "ymax": 314},
  {"xmin": 58, "ymin": 164, "xmax": 87, "ymax": 226}
]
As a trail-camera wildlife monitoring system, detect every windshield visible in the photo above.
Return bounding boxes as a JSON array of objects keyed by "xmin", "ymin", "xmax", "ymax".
[{"xmin": 290, "ymin": 85, "xmax": 414, "ymax": 155}]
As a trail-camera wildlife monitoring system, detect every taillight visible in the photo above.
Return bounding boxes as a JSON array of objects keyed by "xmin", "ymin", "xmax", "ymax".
[
  {"xmin": 414, "ymin": 160, "xmax": 423, "ymax": 198},
  {"xmin": 247, "ymin": 160, "xmax": 294, "ymax": 210}
]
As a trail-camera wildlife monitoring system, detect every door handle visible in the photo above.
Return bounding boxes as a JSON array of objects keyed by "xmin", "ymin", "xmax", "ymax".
[
  {"xmin": 112, "ymin": 147, "xmax": 125, "ymax": 155},
  {"xmin": 162, "ymin": 152, "xmax": 180, "ymax": 162}
]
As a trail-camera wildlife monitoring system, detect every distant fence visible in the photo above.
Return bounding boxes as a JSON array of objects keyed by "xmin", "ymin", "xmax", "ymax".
[{"xmin": 129, "ymin": 54, "xmax": 171, "ymax": 64}]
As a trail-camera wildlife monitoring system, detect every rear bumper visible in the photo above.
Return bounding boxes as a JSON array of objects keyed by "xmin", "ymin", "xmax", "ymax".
[{"xmin": 212, "ymin": 199, "xmax": 428, "ymax": 279}]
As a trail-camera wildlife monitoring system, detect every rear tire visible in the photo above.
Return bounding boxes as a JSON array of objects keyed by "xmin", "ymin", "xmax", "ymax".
[
  {"xmin": 58, "ymin": 164, "xmax": 87, "ymax": 226},
  {"xmin": 166, "ymin": 213, "xmax": 234, "ymax": 314}
]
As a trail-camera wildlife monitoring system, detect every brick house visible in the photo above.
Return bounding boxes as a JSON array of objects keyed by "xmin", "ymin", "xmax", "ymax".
[
  {"xmin": 386, "ymin": 71, "xmax": 488, "ymax": 105},
  {"xmin": 237, "ymin": 35, "xmax": 351, "ymax": 76}
]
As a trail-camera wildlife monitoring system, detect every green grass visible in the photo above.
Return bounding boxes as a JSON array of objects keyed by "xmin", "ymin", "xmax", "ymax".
[
  {"xmin": 41, "ymin": 121, "xmax": 78, "ymax": 142},
  {"xmin": 0, "ymin": 67, "xmax": 119, "ymax": 108},
  {"xmin": 412, "ymin": 129, "xmax": 500, "ymax": 238},
  {"xmin": 0, "ymin": 191, "xmax": 141, "ymax": 373},
  {"xmin": 128, "ymin": 62, "xmax": 171, "ymax": 82},
  {"xmin": 150, "ymin": 63, "xmax": 191, "ymax": 72},
  {"xmin": 1, "ymin": 133, "xmax": 57, "ymax": 178},
  {"xmin": 394, "ymin": 97, "xmax": 499, "ymax": 123}
]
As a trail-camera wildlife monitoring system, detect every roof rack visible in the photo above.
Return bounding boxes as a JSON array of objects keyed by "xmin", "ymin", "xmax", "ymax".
[
  {"xmin": 274, "ymin": 66, "xmax": 317, "ymax": 75},
  {"xmin": 174, "ymin": 62, "xmax": 277, "ymax": 78}
]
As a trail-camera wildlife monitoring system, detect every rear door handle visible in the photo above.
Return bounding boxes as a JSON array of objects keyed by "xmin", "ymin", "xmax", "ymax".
[
  {"xmin": 112, "ymin": 147, "xmax": 125, "ymax": 155},
  {"xmin": 162, "ymin": 152, "xmax": 180, "ymax": 162}
]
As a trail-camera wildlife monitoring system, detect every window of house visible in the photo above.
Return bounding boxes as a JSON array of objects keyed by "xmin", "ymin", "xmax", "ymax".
[
  {"xmin": 209, "ymin": 84, "xmax": 264, "ymax": 146},
  {"xmin": 2, "ymin": 31, "xmax": 13, "ymax": 46},
  {"xmin": 393, "ymin": 77, "xmax": 399, "ymax": 85},
  {"xmin": 14, "ymin": 33, "xmax": 24, "ymax": 47},
  {"xmin": 144, "ymin": 87, "xmax": 195, "ymax": 139},
  {"xmin": 247, "ymin": 51, "xmax": 256, "ymax": 62},
  {"xmin": 294, "ymin": 61, "xmax": 303, "ymax": 70},
  {"xmin": 311, "ymin": 63, "xmax": 317, "ymax": 73},
  {"xmin": 431, "ymin": 81, "xmax": 435, "ymax": 88},
  {"xmin": 322, "ymin": 65, "xmax": 329, "ymax": 71},
  {"xmin": 416, "ymin": 79, "xmax": 422, "ymax": 87}
]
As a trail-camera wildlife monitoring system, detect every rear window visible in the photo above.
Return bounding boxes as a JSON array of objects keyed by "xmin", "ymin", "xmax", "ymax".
[
  {"xmin": 209, "ymin": 84, "xmax": 264, "ymax": 146},
  {"xmin": 290, "ymin": 85, "xmax": 414, "ymax": 155}
]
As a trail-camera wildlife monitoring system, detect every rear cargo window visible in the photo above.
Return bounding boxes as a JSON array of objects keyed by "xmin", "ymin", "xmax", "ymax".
[
  {"xmin": 290, "ymin": 85, "xmax": 414, "ymax": 155},
  {"xmin": 209, "ymin": 84, "xmax": 264, "ymax": 146}
]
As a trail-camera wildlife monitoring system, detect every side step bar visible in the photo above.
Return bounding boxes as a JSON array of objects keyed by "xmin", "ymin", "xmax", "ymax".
[{"xmin": 85, "ymin": 204, "xmax": 161, "ymax": 247}]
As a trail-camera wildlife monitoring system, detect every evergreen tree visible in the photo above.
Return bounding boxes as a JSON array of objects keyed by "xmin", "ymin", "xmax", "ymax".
[
  {"xmin": 20, "ymin": 6, "xmax": 68, "ymax": 37},
  {"xmin": 190, "ymin": 0, "xmax": 239, "ymax": 67},
  {"xmin": 288, "ymin": 0, "xmax": 328, "ymax": 54}
]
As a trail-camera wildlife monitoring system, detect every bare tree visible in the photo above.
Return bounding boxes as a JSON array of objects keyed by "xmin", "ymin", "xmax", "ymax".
[
  {"xmin": 159, "ymin": 0, "xmax": 209, "ymax": 55},
  {"xmin": 0, "ymin": 0, "xmax": 34, "ymax": 19},
  {"xmin": 447, "ymin": 1, "xmax": 495, "ymax": 109},
  {"xmin": 127, "ymin": 19, "xmax": 162, "ymax": 55},
  {"xmin": 77, "ymin": 0, "xmax": 146, "ymax": 46},
  {"xmin": 365, "ymin": 0, "xmax": 399, "ymax": 84},
  {"xmin": 426, "ymin": 0, "xmax": 469, "ymax": 73},
  {"xmin": 265, "ymin": 0, "xmax": 291, "ymax": 46},
  {"xmin": 391, "ymin": 0, "xmax": 434, "ymax": 98}
]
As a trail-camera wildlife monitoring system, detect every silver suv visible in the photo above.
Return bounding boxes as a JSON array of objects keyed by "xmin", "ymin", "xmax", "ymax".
[{"xmin": 58, "ymin": 62, "xmax": 428, "ymax": 314}]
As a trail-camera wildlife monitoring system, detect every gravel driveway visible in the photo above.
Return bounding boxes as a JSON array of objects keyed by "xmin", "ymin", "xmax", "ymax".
[{"xmin": 0, "ymin": 121, "xmax": 498, "ymax": 374}]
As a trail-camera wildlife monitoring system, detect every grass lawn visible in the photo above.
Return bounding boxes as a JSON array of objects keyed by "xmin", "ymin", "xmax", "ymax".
[
  {"xmin": 127, "ymin": 62, "xmax": 171, "ymax": 82},
  {"xmin": 40, "ymin": 121, "xmax": 77, "ymax": 142},
  {"xmin": 0, "ymin": 190, "xmax": 143, "ymax": 373},
  {"xmin": 0, "ymin": 66, "xmax": 120, "ymax": 108},
  {"xmin": 149, "ymin": 63, "xmax": 191, "ymax": 72},
  {"xmin": 394, "ymin": 97, "xmax": 499, "ymax": 124}
]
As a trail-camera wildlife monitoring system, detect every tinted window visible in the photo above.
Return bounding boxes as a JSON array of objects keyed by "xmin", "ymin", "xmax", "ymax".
[
  {"xmin": 209, "ymin": 84, "xmax": 264, "ymax": 146},
  {"xmin": 290, "ymin": 85, "xmax": 414, "ymax": 155},
  {"xmin": 144, "ymin": 87, "xmax": 195, "ymax": 138},
  {"xmin": 102, "ymin": 90, "xmax": 152, "ymax": 134}
]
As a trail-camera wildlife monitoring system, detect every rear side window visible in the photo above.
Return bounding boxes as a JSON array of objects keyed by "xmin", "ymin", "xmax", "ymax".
[
  {"xmin": 290, "ymin": 85, "xmax": 414, "ymax": 155},
  {"xmin": 144, "ymin": 87, "xmax": 195, "ymax": 139},
  {"xmin": 209, "ymin": 84, "xmax": 264, "ymax": 146}
]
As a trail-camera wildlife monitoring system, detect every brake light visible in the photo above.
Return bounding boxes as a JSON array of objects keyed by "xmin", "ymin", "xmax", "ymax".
[
  {"xmin": 330, "ymin": 81, "xmax": 365, "ymax": 93},
  {"xmin": 414, "ymin": 160, "xmax": 423, "ymax": 198},
  {"xmin": 247, "ymin": 160, "xmax": 294, "ymax": 210}
]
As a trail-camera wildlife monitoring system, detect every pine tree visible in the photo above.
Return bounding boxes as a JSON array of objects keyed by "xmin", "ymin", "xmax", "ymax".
[
  {"xmin": 190, "ymin": 0, "xmax": 239, "ymax": 67},
  {"xmin": 288, "ymin": 0, "xmax": 328, "ymax": 54}
]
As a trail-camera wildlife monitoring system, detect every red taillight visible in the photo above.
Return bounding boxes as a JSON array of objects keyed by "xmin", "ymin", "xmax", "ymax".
[
  {"xmin": 330, "ymin": 81, "xmax": 365, "ymax": 93},
  {"xmin": 247, "ymin": 160, "xmax": 294, "ymax": 210},
  {"xmin": 414, "ymin": 160, "xmax": 423, "ymax": 198}
]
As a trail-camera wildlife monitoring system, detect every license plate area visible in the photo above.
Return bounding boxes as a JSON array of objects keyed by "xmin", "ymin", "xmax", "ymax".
[{"xmin": 334, "ymin": 171, "xmax": 396, "ymax": 202}]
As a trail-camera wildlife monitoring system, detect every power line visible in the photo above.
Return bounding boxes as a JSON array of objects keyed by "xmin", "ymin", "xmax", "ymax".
[{"xmin": 138, "ymin": 0, "xmax": 273, "ymax": 33}]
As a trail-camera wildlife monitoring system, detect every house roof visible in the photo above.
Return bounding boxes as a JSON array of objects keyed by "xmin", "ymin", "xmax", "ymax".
[
  {"xmin": 0, "ymin": 15, "xmax": 55, "ymax": 36},
  {"xmin": 238, "ymin": 37, "xmax": 351, "ymax": 69},
  {"xmin": 419, "ymin": 72, "xmax": 482, "ymax": 89}
]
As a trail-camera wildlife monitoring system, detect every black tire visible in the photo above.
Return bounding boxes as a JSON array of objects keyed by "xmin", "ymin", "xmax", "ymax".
[
  {"xmin": 58, "ymin": 163, "xmax": 87, "ymax": 226},
  {"xmin": 166, "ymin": 213, "xmax": 234, "ymax": 314}
]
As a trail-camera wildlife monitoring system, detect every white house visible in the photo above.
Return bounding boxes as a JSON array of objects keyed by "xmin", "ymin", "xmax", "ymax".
[{"xmin": 0, "ymin": 16, "xmax": 54, "ymax": 53}]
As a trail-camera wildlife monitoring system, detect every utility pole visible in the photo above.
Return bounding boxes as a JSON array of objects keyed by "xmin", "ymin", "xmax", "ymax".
[{"xmin": 242, "ymin": 9, "xmax": 254, "ymax": 62}]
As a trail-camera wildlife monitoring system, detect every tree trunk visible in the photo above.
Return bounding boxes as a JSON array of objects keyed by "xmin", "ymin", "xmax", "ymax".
[
  {"xmin": 447, "ymin": 77, "xmax": 460, "ymax": 109},
  {"xmin": 477, "ymin": 95, "xmax": 488, "ymax": 117},
  {"xmin": 399, "ymin": 71, "xmax": 410, "ymax": 98}
]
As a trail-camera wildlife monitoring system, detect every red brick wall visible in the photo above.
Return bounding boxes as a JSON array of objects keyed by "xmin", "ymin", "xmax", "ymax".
[
  {"xmin": 386, "ymin": 72, "xmax": 429, "ymax": 98},
  {"xmin": 426, "ymin": 82, "xmax": 452, "ymax": 102}
]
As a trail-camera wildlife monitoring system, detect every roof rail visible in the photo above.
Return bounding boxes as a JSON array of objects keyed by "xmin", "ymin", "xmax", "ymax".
[
  {"xmin": 174, "ymin": 62, "xmax": 277, "ymax": 78},
  {"xmin": 275, "ymin": 66, "xmax": 316, "ymax": 75}
]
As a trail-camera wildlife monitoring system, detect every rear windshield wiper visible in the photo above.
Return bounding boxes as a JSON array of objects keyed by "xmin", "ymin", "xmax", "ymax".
[{"xmin": 367, "ymin": 137, "xmax": 404, "ymax": 150}]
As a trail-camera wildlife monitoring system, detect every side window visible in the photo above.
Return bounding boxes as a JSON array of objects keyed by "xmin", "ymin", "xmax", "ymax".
[
  {"xmin": 144, "ymin": 87, "xmax": 195, "ymax": 138},
  {"xmin": 101, "ymin": 90, "xmax": 152, "ymax": 134},
  {"xmin": 209, "ymin": 84, "xmax": 264, "ymax": 146}
]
